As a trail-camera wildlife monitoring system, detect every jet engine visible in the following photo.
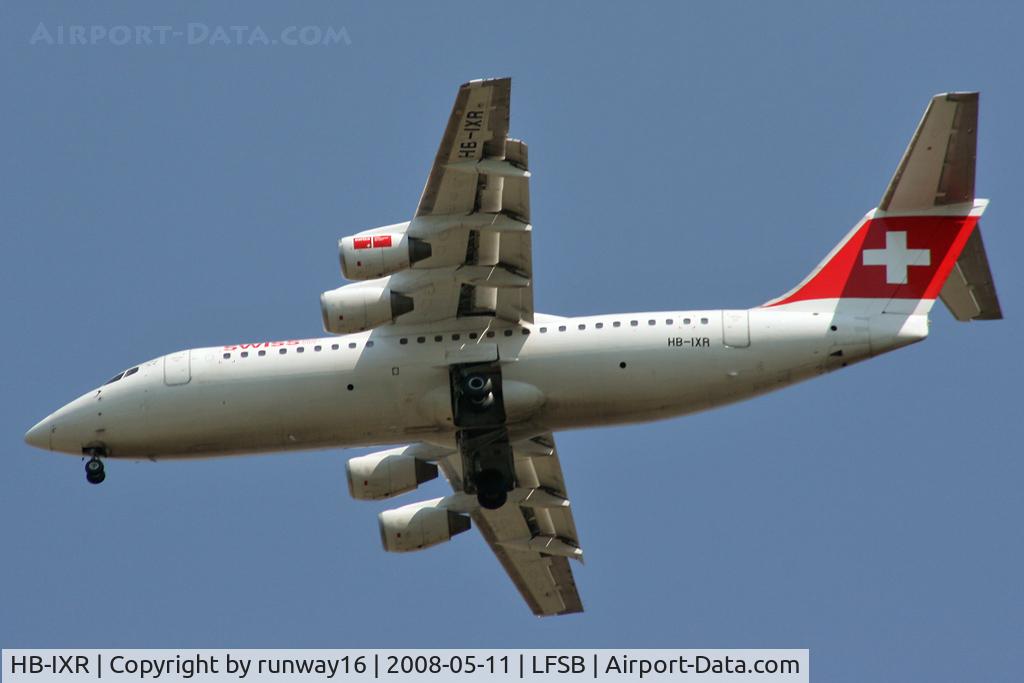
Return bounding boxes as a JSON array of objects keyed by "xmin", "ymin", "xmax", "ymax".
[
  {"xmin": 346, "ymin": 448, "xmax": 439, "ymax": 501},
  {"xmin": 378, "ymin": 498, "xmax": 471, "ymax": 553},
  {"xmin": 320, "ymin": 281, "xmax": 414, "ymax": 334},
  {"xmin": 339, "ymin": 225, "xmax": 432, "ymax": 280}
]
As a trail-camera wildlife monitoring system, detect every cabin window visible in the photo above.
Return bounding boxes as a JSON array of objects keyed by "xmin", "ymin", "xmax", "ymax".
[
  {"xmin": 365, "ymin": 341, "xmax": 374, "ymax": 348},
  {"xmin": 504, "ymin": 329, "xmax": 513, "ymax": 337},
  {"xmin": 666, "ymin": 319, "xmax": 673, "ymax": 325},
  {"xmin": 595, "ymin": 322, "xmax": 604, "ymax": 329},
  {"xmin": 314, "ymin": 345, "xmax": 322, "ymax": 352},
  {"xmin": 701, "ymin": 317, "xmax": 709, "ymax": 324},
  {"xmin": 613, "ymin": 321, "xmax": 621, "ymax": 328},
  {"xmin": 434, "ymin": 335, "xmax": 443, "ymax": 342},
  {"xmin": 241, "ymin": 351, "xmax": 249, "ymax": 358},
  {"xmin": 297, "ymin": 347, "xmax": 304, "ymax": 353},
  {"xmin": 399, "ymin": 338, "xmax": 408, "ymax": 345},
  {"xmin": 630, "ymin": 320, "xmax": 638, "ymax": 327},
  {"xmin": 452, "ymin": 334, "xmax": 461, "ymax": 341},
  {"xmin": 558, "ymin": 325, "xmax": 567, "ymax": 332},
  {"xmin": 648, "ymin": 320, "xmax": 656, "ymax": 326},
  {"xmin": 222, "ymin": 353, "xmax": 231, "ymax": 359},
  {"xmin": 258, "ymin": 350, "xmax": 266, "ymax": 357},
  {"xmin": 683, "ymin": 318, "xmax": 691, "ymax": 324},
  {"xmin": 417, "ymin": 336, "xmax": 426, "ymax": 343},
  {"xmin": 348, "ymin": 342, "xmax": 356, "ymax": 349},
  {"xmin": 540, "ymin": 327, "xmax": 547, "ymax": 333},
  {"xmin": 578, "ymin": 324, "xmax": 586, "ymax": 330},
  {"xmin": 522, "ymin": 328, "xmax": 530, "ymax": 335},
  {"xmin": 279, "ymin": 348, "xmax": 287, "ymax": 355},
  {"xmin": 486, "ymin": 331, "xmax": 495, "ymax": 338}
]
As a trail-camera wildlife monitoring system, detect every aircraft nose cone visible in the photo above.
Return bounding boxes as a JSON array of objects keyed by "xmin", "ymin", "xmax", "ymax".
[{"xmin": 24, "ymin": 417, "xmax": 53, "ymax": 450}]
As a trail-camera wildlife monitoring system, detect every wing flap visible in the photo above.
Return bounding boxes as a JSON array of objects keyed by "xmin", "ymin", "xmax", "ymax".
[{"xmin": 500, "ymin": 138, "xmax": 531, "ymax": 223}]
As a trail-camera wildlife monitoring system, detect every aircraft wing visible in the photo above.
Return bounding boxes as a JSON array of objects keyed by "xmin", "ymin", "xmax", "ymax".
[
  {"xmin": 437, "ymin": 433, "xmax": 584, "ymax": 616},
  {"xmin": 384, "ymin": 78, "xmax": 534, "ymax": 325}
]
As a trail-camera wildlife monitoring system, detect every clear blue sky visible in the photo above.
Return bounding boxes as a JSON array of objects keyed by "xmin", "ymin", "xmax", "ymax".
[{"xmin": 3, "ymin": 2, "xmax": 1022, "ymax": 680}]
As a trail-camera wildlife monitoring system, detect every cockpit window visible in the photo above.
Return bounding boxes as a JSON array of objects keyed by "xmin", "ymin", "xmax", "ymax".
[{"xmin": 104, "ymin": 366, "xmax": 139, "ymax": 385}]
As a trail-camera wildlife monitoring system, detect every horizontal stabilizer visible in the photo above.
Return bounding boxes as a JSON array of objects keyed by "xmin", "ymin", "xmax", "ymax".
[{"xmin": 940, "ymin": 225, "xmax": 1003, "ymax": 320}]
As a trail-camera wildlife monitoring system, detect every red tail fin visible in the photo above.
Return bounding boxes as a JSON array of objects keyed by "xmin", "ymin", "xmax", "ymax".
[
  {"xmin": 765, "ymin": 202, "xmax": 985, "ymax": 310},
  {"xmin": 764, "ymin": 92, "xmax": 1000, "ymax": 318}
]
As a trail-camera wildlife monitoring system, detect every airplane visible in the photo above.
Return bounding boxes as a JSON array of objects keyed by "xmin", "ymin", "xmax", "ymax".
[{"xmin": 25, "ymin": 79, "xmax": 1002, "ymax": 616}]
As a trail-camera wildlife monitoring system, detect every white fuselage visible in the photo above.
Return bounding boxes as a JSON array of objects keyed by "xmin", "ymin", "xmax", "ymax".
[{"xmin": 28, "ymin": 305, "xmax": 927, "ymax": 460}]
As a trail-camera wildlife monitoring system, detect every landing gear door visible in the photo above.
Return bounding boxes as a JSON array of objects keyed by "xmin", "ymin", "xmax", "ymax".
[
  {"xmin": 444, "ymin": 341, "xmax": 498, "ymax": 366},
  {"xmin": 722, "ymin": 310, "xmax": 750, "ymax": 348},
  {"xmin": 163, "ymin": 350, "xmax": 191, "ymax": 386}
]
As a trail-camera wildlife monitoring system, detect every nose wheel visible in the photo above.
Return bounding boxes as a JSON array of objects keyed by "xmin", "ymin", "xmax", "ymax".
[{"xmin": 85, "ymin": 457, "xmax": 106, "ymax": 485}]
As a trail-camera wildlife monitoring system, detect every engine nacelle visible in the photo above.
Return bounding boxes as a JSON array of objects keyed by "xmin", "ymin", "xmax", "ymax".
[
  {"xmin": 378, "ymin": 498, "xmax": 471, "ymax": 553},
  {"xmin": 320, "ymin": 282, "xmax": 414, "ymax": 334},
  {"xmin": 346, "ymin": 448, "xmax": 439, "ymax": 501},
  {"xmin": 339, "ymin": 225, "xmax": 432, "ymax": 280}
]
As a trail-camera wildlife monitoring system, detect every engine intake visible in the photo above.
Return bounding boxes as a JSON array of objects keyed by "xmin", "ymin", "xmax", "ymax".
[
  {"xmin": 340, "ymin": 228, "xmax": 432, "ymax": 280},
  {"xmin": 378, "ymin": 499, "xmax": 471, "ymax": 553},
  {"xmin": 347, "ymin": 449, "xmax": 439, "ymax": 501},
  {"xmin": 320, "ymin": 282, "xmax": 414, "ymax": 334}
]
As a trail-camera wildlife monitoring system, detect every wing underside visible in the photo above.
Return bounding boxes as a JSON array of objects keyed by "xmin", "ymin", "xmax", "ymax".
[
  {"xmin": 437, "ymin": 434, "xmax": 584, "ymax": 616},
  {"xmin": 377, "ymin": 78, "xmax": 534, "ymax": 327}
]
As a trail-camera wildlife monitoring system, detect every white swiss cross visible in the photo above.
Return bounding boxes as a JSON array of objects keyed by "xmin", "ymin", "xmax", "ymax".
[{"xmin": 862, "ymin": 231, "xmax": 931, "ymax": 284}]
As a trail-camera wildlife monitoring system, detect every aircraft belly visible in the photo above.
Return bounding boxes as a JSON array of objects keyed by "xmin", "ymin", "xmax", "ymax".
[
  {"xmin": 508, "ymin": 313, "xmax": 845, "ymax": 431},
  {"xmin": 507, "ymin": 333, "xmax": 725, "ymax": 429},
  {"xmin": 115, "ymin": 359, "xmax": 401, "ymax": 458}
]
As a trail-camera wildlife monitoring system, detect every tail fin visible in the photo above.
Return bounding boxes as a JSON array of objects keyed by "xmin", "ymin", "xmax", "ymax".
[{"xmin": 764, "ymin": 92, "xmax": 1002, "ymax": 320}]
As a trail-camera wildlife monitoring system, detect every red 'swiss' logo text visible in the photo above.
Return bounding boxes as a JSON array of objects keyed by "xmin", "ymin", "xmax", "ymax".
[{"xmin": 223, "ymin": 340, "xmax": 308, "ymax": 351}]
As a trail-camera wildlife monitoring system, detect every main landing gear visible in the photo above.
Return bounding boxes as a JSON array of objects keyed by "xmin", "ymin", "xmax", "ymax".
[
  {"xmin": 474, "ymin": 468, "xmax": 509, "ymax": 510},
  {"xmin": 84, "ymin": 448, "xmax": 106, "ymax": 485},
  {"xmin": 451, "ymin": 363, "xmax": 517, "ymax": 510}
]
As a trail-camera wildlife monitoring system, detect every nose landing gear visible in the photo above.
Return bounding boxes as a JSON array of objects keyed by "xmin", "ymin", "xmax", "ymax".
[{"xmin": 84, "ymin": 448, "xmax": 106, "ymax": 485}]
